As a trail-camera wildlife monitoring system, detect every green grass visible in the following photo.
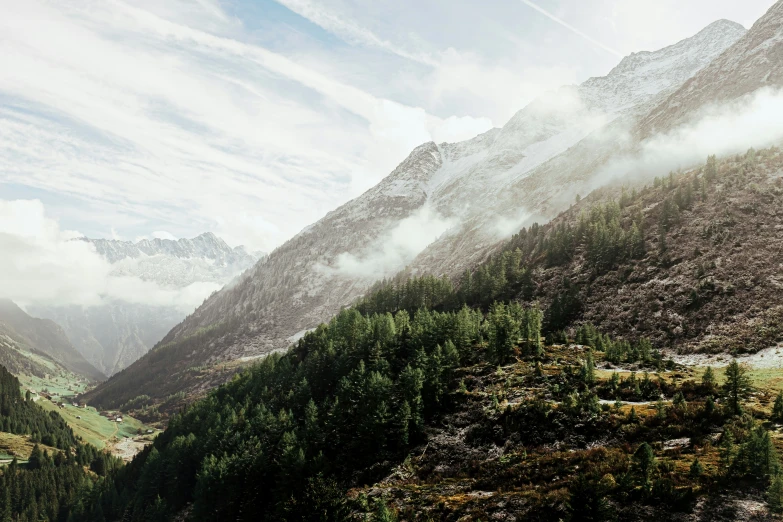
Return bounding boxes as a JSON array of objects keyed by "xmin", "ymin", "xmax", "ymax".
[
  {"xmin": 18, "ymin": 360, "xmax": 154, "ymax": 451},
  {"xmin": 0, "ymin": 432, "xmax": 57, "ymax": 460},
  {"xmin": 38, "ymin": 400, "xmax": 150, "ymax": 449},
  {"xmin": 20, "ymin": 372, "xmax": 89, "ymax": 399}
]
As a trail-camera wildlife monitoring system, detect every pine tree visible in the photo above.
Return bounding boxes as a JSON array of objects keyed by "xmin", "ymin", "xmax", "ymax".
[
  {"xmin": 372, "ymin": 499, "xmax": 398, "ymax": 522},
  {"xmin": 655, "ymin": 398, "xmax": 667, "ymax": 420},
  {"xmin": 723, "ymin": 359, "xmax": 752, "ymax": 415},
  {"xmin": 734, "ymin": 426, "xmax": 780, "ymax": 480},
  {"xmin": 703, "ymin": 396, "xmax": 716, "ymax": 417},
  {"xmin": 672, "ymin": 391, "xmax": 687, "ymax": 412},
  {"xmin": 689, "ymin": 458, "xmax": 704, "ymax": 478},
  {"xmin": 567, "ymin": 474, "xmax": 616, "ymax": 522},
  {"xmin": 702, "ymin": 366, "xmax": 716, "ymax": 392},
  {"xmin": 719, "ymin": 431, "xmax": 736, "ymax": 475},
  {"xmin": 632, "ymin": 443, "xmax": 657, "ymax": 487},
  {"xmin": 705, "ymin": 155, "xmax": 718, "ymax": 181},
  {"xmin": 395, "ymin": 401, "xmax": 412, "ymax": 447},
  {"xmin": 768, "ymin": 474, "xmax": 783, "ymax": 513},
  {"xmin": 581, "ymin": 350, "xmax": 595, "ymax": 386},
  {"xmin": 772, "ymin": 391, "xmax": 783, "ymax": 423}
]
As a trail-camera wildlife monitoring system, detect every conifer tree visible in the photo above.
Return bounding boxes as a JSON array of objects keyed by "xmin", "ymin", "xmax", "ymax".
[
  {"xmin": 720, "ymin": 431, "xmax": 736, "ymax": 475},
  {"xmin": 632, "ymin": 443, "xmax": 656, "ymax": 488},
  {"xmin": 628, "ymin": 406, "xmax": 639, "ymax": 423},
  {"xmin": 705, "ymin": 155, "xmax": 718, "ymax": 181},
  {"xmin": 702, "ymin": 366, "xmax": 716, "ymax": 392},
  {"xmin": 581, "ymin": 350, "xmax": 595, "ymax": 386},
  {"xmin": 768, "ymin": 474, "xmax": 783, "ymax": 513},
  {"xmin": 689, "ymin": 458, "xmax": 704, "ymax": 478},
  {"xmin": 672, "ymin": 391, "xmax": 687, "ymax": 412},
  {"xmin": 723, "ymin": 360, "xmax": 752, "ymax": 415},
  {"xmin": 772, "ymin": 391, "xmax": 783, "ymax": 423}
]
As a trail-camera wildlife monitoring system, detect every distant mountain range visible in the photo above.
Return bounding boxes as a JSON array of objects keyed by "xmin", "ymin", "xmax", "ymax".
[
  {"xmin": 31, "ymin": 233, "xmax": 261, "ymax": 376},
  {"xmin": 84, "ymin": 5, "xmax": 783, "ymax": 411}
]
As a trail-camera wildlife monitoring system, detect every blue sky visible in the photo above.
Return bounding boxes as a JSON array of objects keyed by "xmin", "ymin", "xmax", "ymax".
[{"xmin": 0, "ymin": 0, "xmax": 776, "ymax": 251}]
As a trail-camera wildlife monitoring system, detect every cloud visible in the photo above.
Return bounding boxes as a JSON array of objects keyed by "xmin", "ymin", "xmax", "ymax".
[
  {"xmin": 518, "ymin": 0, "xmax": 623, "ymax": 57},
  {"xmin": 590, "ymin": 87, "xmax": 783, "ymax": 189},
  {"xmin": 327, "ymin": 205, "xmax": 458, "ymax": 280},
  {"xmin": 271, "ymin": 0, "xmax": 438, "ymax": 66},
  {"xmin": 0, "ymin": 199, "xmax": 222, "ymax": 312},
  {"xmin": 151, "ymin": 230, "xmax": 177, "ymax": 240},
  {"xmin": 272, "ymin": 0, "xmax": 579, "ymax": 126},
  {"xmin": 0, "ymin": 0, "xmax": 493, "ymax": 253}
]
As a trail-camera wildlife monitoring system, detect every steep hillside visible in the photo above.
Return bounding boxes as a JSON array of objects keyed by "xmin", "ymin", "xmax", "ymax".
[
  {"xmin": 83, "ymin": 20, "xmax": 749, "ymax": 409},
  {"xmin": 405, "ymin": 9, "xmax": 783, "ymax": 288},
  {"xmin": 31, "ymin": 232, "xmax": 260, "ymax": 375},
  {"xmin": 0, "ymin": 300, "xmax": 104, "ymax": 381},
  {"xmin": 511, "ymin": 148, "xmax": 783, "ymax": 355}
]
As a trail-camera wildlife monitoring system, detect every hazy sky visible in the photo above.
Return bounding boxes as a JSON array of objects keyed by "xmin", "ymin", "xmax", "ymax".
[{"xmin": 0, "ymin": 0, "xmax": 776, "ymax": 251}]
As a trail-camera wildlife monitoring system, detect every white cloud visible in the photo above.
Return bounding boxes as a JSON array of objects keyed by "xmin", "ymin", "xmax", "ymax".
[
  {"xmin": 151, "ymin": 231, "xmax": 177, "ymax": 240},
  {"xmin": 607, "ymin": 0, "xmax": 774, "ymax": 53},
  {"xmin": 271, "ymin": 0, "xmax": 438, "ymax": 66},
  {"xmin": 328, "ymin": 205, "xmax": 457, "ymax": 280},
  {"xmin": 518, "ymin": 0, "xmax": 623, "ymax": 57},
  {"xmin": 591, "ymin": 87, "xmax": 783, "ymax": 189},
  {"xmin": 0, "ymin": 199, "xmax": 221, "ymax": 312},
  {"xmin": 0, "ymin": 0, "xmax": 493, "ymax": 253}
]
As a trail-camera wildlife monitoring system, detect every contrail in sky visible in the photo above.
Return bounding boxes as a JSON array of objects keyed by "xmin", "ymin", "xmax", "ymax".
[{"xmin": 518, "ymin": 0, "xmax": 624, "ymax": 57}]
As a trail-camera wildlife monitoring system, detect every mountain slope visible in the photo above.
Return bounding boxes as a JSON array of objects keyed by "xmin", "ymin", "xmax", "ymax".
[
  {"xmin": 69, "ymin": 150, "xmax": 783, "ymax": 520},
  {"xmin": 84, "ymin": 18, "xmax": 753, "ymax": 409},
  {"xmin": 0, "ymin": 300, "xmax": 104, "ymax": 381},
  {"xmin": 31, "ymin": 232, "xmax": 260, "ymax": 375},
  {"xmin": 640, "ymin": 5, "xmax": 783, "ymax": 136},
  {"xmin": 517, "ymin": 148, "xmax": 783, "ymax": 355}
]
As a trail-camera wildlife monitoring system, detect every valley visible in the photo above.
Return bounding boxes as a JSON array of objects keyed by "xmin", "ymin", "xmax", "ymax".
[{"xmin": 16, "ymin": 362, "xmax": 159, "ymax": 461}]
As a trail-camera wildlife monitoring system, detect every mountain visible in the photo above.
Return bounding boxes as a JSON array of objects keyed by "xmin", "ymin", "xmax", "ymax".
[
  {"xmin": 0, "ymin": 299, "xmax": 104, "ymax": 381},
  {"xmin": 81, "ymin": 19, "xmax": 756, "ymax": 412},
  {"xmin": 30, "ymin": 233, "xmax": 261, "ymax": 376},
  {"xmin": 641, "ymin": 5, "xmax": 783, "ymax": 136},
  {"xmin": 171, "ymin": 19, "xmax": 745, "ymax": 348},
  {"xmin": 69, "ymin": 148, "xmax": 783, "ymax": 521}
]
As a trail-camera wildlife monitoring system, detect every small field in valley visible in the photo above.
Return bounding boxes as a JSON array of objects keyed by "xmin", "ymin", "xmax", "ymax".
[{"xmin": 20, "ymin": 370, "xmax": 161, "ymax": 459}]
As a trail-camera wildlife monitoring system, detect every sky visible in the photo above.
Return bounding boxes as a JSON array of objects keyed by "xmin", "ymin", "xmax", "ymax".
[{"xmin": 0, "ymin": 0, "xmax": 776, "ymax": 253}]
